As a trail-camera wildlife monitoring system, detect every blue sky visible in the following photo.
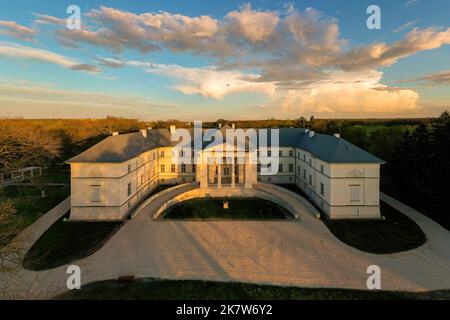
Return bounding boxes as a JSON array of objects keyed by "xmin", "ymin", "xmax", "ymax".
[{"xmin": 0, "ymin": 0, "xmax": 449, "ymax": 120}]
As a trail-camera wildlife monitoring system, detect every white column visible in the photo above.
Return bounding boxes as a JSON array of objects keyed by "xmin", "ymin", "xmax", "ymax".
[
  {"xmin": 217, "ymin": 163, "xmax": 221, "ymax": 188},
  {"xmin": 231, "ymin": 158, "xmax": 235, "ymax": 188}
]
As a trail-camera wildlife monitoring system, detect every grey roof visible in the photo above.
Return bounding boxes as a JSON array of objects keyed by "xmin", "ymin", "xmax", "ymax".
[
  {"xmin": 66, "ymin": 127, "xmax": 384, "ymax": 164},
  {"xmin": 66, "ymin": 133, "xmax": 149, "ymax": 163}
]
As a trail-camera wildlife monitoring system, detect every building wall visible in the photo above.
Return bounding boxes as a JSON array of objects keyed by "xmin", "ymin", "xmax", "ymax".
[{"xmin": 69, "ymin": 143, "xmax": 381, "ymax": 220}]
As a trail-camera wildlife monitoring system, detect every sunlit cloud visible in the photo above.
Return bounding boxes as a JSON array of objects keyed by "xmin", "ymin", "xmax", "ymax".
[
  {"xmin": 0, "ymin": 41, "xmax": 101, "ymax": 72},
  {"xmin": 0, "ymin": 20, "xmax": 36, "ymax": 41}
]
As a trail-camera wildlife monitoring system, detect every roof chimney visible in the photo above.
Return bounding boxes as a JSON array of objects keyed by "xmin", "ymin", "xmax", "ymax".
[
  {"xmin": 334, "ymin": 133, "xmax": 340, "ymax": 138},
  {"xmin": 232, "ymin": 123, "xmax": 235, "ymax": 130},
  {"xmin": 112, "ymin": 132, "xmax": 119, "ymax": 136},
  {"xmin": 308, "ymin": 130, "xmax": 315, "ymax": 138},
  {"xmin": 169, "ymin": 125, "xmax": 176, "ymax": 134},
  {"xmin": 140, "ymin": 129, "xmax": 147, "ymax": 138},
  {"xmin": 218, "ymin": 123, "xmax": 222, "ymax": 129}
]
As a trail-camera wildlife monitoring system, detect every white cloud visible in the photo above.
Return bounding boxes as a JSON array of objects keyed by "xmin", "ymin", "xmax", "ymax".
[
  {"xmin": 225, "ymin": 3, "xmax": 279, "ymax": 42},
  {"xmin": 274, "ymin": 70, "xmax": 419, "ymax": 114},
  {"xmin": 0, "ymin": 41, "xmax": 101, "ymax": 72},
  {"xmin": 129, "ymin": 61, "xmax": 275, "ymax": 99}
]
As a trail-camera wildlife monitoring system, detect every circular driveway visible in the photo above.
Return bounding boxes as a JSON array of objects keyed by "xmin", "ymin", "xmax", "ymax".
[{"xmin": 1, "ymin": 193, "xmax": 450, "ymax": 299}]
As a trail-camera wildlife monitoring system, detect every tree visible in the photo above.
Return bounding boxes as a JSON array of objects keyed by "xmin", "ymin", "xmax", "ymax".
[
  {"xmin": 0, "ymin": 199, "xmax": 21, "ymax": 272},
  {"xmin": 0, "ymin": 120, "xmax": 61, "ymax": 171},
  {"xmin": 295, "ymin": 117, "xmax": 308, "ymax": 128}
]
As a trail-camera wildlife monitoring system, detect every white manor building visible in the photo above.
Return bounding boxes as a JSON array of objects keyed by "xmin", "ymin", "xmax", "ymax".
[{"xmin": 66, "ymin": 124, "xmax": 384, "ymax": 220}]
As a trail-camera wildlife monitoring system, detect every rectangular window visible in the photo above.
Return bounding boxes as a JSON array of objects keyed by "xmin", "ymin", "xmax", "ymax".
[
  {"xmin": 309, "ymin": 174, "xmax": 312, "ymax": 185},
  {"xmin": 127, "ymin": 164, "xmax": 131, "ymax": 173},
  {"xmin": 289, "ymin": 163, "xmax": 294, "ymax": 172},
  {"xmin": 140, "ymin": 175, "xmax": 143, "ymax": 186},
  {"xmin": 297, "ymin": 165, "xmax": 300, "ymax": 173},
  {"xmin": 90, "ymin": 185, "xmax": 101, "ymax": 203},
  {"xmin": 127, "ymin": 183, "xmax": 132, "ymax": 196},
  {"xmin": 257, "ymin": 164, "xmax": 261, "ymax": 173},
  {"xmin": 303, "ymin": 169, "xmax": 306, "ymax": 179},
  {"xmin": 309, "ymin": 158, "xmax": 312, "ymax": 166},
  {"xmin": 160, "ymin": 151, "xmax": 164, "ymax": 157},
  {"xmin": 297, "ymin": 152, "xmax": 300, "ymax": 158},
  {"xmin": 350, "ymin": 186, "xmax": 360, "ymax": 202},
  {"xmin": 279, "ymin": 150, "xmax": 282, "ymax": 157},
  {"xmin": 279, "ymin": 164, "xmax": 283, "ymax": 172},
  {"xmin": 181, "ymin": 164, "xmax": 186, "ymax": 173},
  {"xmin": 171, "ymin": 164, "xmax": 176, "ymax": 173},
  {"xmin": 320, "ymin": 165, "xmax": 324, "ymax": 174},
  {"xmin": 160, "ymin": 164, "xmax": 165, "ymax": 173},
  {"xmin": 268, "ymin": 150, "xmax": 272, "ymax": 157},
  {"xmin": 289, "ymin": 150, "xmax": 293, "ymax": 157},
  {"xmin": 192, "ymin": 164, "xmax": 196, "ymax": 173},
  {"xmin": 320, "ymin": 183, "xmax": 324, "ymax": 195}
]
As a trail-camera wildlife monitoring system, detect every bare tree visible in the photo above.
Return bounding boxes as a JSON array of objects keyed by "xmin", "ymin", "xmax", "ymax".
[
  {"xmin": 0, "ymin": 119, "xmax": 61, "ymax": 171},
  {"xmin": 0, "ymin": 199, "xmax": 21, "ymax": 272}
]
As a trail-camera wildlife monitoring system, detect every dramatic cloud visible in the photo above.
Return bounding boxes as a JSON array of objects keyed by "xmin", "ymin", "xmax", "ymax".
[
  {"xmin": 0, "ymin": 20, "xmax": 36, "ymax": 41},
  {"xmin": 52, "ymin": 6, "xmax": 222, "ymax": 54},
  {"xmin": 274, "ymin": 70, "xmax": 420, "ymax": 115},
  {"xmin": 129, "ymin": 61, "xmax": 275, "ymax": 99},
  {"xmin": 225, "ymin": 4, "xmax": 279, "ymax": 42},
  {"xmin": 0, "ymin": 41, "xmax": 100, "ymax": 72},
  {"xmin": 336, "ymin": 27, "xmax": 450, "ymax": 71},
  {"xmin": 9, "ymin": 4, "xmax": 449, "ymax": 116}
]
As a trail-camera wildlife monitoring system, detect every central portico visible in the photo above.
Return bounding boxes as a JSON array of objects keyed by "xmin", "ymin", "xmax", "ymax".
[{"xmin": 197, "ymin": 144, "xmax": 257, "ymax": 189}]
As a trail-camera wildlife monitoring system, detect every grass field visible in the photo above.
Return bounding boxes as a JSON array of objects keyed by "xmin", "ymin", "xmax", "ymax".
[
  {"xmin": 54, "ymin": 278, "xmax": 450, "ymax": 300},
  {"xmin": 22, "ymin": 184, "xmax": 172, "ymax": 270},
  {"xmin": 23, "ymin": 212, "xmax": 123, "ymax": 271},
  {"xmin": 0, "ymin": 167, "xmax": 71, "ymax": 229},
  {"xmin": 278, "ymin": 184, "xmax": 426, "ymax": 254},
  {"xmin": 162, "ymin": 198, "xmax": 291, "ymax": 220}
]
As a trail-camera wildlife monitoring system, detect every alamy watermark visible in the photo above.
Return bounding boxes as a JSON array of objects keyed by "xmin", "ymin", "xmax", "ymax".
[
  {"xmin": 366, "ymin": 265, "xmax": 381, "ymax": 290},
  {"xmin": 367, "ymin": 5, "xmax": 381, "ymax": 30},
  {"xmin": 66, "ymin": 264, "xmax": 81, "ymax": 290},
  {"xmin": 66, "ymin": 5, "xmax": 81, "ymax": 30},
  {"xmin": 169, "ymin": 121, "xmax": 280, "ymax": 175}
]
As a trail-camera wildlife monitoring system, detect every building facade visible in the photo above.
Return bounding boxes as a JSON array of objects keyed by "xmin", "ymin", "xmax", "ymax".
[{"xmin": 66, "ymin": 125, "xmax": 384, "ymax": 220}]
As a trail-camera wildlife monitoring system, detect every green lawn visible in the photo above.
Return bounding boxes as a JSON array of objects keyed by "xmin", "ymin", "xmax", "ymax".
[
  {"xmin": 278, "ymin": 184, "xmax": 426, "ymax": 254},
  {"xmin": 54, "ymin": 278, "xmax": 450, "ymax": 300},
  {"xmin": 162, "ymin": 198, "xmax": 291, "ymax": 220},
  {"xmin": 0, "ymin": 167, "xmax": 71, "ymax": 239},
  {"xmin": 22, "ymin": 184, "xmax": 173, "ymax": 270},
  {"xmin": 323, "ymin": 202, "xmax": 426, "ymax": 254},
  {"xmin": 23, "ymin": 212, "xmax": 123, "ymax": 271}
]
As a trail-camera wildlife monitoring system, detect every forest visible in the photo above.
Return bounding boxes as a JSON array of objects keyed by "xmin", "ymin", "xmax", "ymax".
[{"xmin": 0, "ymin": 112, "xmax": 449, "ymax": 230}]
